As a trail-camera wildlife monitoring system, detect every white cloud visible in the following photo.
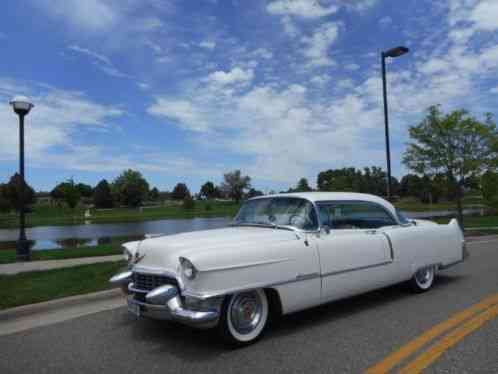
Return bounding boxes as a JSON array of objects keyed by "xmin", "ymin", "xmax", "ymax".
[
  {"xmin": 135, "ymin": 17, "xmax": 164, "ymax": 31},
  {"xmin": 138, "ymin": 82, "xmax": 150, "ymax": 90},
  {"xmin": 301, "ymin": 22, "xmax": 340, "ymax": 67},
  {"xmin": 0, "ymin": 78, "xmax": 123, "ymax": 162},
  {"xmin": 310, "ymin": 74, "xmax": 331, "ymax": 86},
  {"xmin": 281, "ymin": 16, "xmax": 299, "ymax": 37},
  {"xmin": 267, "ymin": 0, "xmax": 338, "ymax": 18},
  {"xmin": 345, "ymin": 63, "xmax": 360, "ymax": 71},
  {"xmin": 199, "ymin": 40, "xmax": 217, "ymax": 50},
  {"xmin": 35, "ymin": 0, "xmax": 118, "ymax": 31},
  {"xmin": 206, "ymin": 67, "xmax": 254, "ymax": 86},
  {"xmin": 67, "ymin": 45, "xmax": 131, "ymax": 78},
  {"xmin": 470, "ymin": 0, "xmax": 498, "ymax": 31},
  {"xmin": 0, "ymin": 32, "xmax": 6, "ymax": 39},
  {"xmin": 147, "ymin": 98, "xmax": 208, "ymax": 132},
  {"xmin": 251, "ymin": 48, "xmax": 273, "ymax": 59},
  {"xmin": 379, "ymin": 16, "xmax": 392, "ymax": 27}
]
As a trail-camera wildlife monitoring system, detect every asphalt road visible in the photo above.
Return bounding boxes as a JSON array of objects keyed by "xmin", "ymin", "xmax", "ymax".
[{"xmin": 1, "ymin": 239, "xmax": 497, "ymax": 374}]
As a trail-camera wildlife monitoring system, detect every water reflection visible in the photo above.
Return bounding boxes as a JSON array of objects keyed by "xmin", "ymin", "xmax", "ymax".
[{"xmin": 0, "ymin": 217, "xmax": 231, "ymax": 251}]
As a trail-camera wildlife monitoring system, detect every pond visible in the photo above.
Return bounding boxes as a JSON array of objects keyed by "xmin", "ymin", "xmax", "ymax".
[
  {"xmin": 0, "ymin": 208, "xmax": 487, "ymax": 251},
  {"xmin": 0, "ymin": 217, "xmax": 231, "ymax": 251}
]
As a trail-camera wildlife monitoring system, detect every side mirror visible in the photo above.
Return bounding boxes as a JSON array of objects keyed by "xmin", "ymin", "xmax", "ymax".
[{"xmin": 321, "ymin": 225, "xmax": 331, "ymax": 235}]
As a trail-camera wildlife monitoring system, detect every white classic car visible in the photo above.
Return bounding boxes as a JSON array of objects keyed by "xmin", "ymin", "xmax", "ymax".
[{"xmin": 110, "ymin": 192, "xmax": 467, "ymax": 345}]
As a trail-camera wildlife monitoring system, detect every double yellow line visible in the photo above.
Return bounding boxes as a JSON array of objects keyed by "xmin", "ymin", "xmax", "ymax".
[{"xmin": 366, "ymin": 293, "xmax": 498, "ymax": 374}]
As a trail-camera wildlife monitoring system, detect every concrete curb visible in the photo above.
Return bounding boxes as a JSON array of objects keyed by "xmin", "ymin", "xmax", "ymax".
[
  {"xmin": 0, "ymin": 288, "xmax": 126, "ymax": 337},
  {"xmin": 0, "ymin": 288, "xmax": 122, "ymax": 321}
]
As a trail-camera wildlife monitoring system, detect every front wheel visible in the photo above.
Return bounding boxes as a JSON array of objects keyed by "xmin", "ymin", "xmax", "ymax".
[
  {"xmin": 218, "ymin": 289, "xmax": 269, "ymax": 346},
  {"xmin": 410, "ymin": 266, "xmax": 436, "ymax": 293}
]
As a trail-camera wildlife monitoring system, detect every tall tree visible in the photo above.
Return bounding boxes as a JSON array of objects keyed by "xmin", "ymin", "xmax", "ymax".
[
  {"xmin": 112, "ymin": 169, "xmax": 150, "ymax": 207},
  {"xmin": 171, "ymin": 183, "xmax": 190, "ymax": 200},
  {"xmin": 149, "ymin": 187, "xmax": 160, "ymax": 201},
  {"xmin": 200, "ymin": 181, "xmax": 217, "ymax": 200},
  {"xmin": 75, "ymin": 183, "xmax": 94, "ymax": 198},
  {"xmin": 294, "ymin": 178, "xmax": 312, "ymax": 192},
  {"xmin": 4, "ymin": 173, "xmax": 36, "ymax": 212},
  {"xmin": 60, "ymin": 179, "xmax": 81, "ymax": 210},
  {"xmin": 221, "ymin": 170, "xmax": 251, "ymax": 203},
  {"xmin": 0, "ymin": 184, "xmax": 11, "ymax": 213},
  {"xmin": 403, "ymin": 106, "xmax": 498, "ymax": 226},
  {"xmin": 481, "ymin": 170, "xmax": 498, "ymax": 209},
  {"xmin": 93, "ymin": 179, "xmax": 114, "ymax": 209}
]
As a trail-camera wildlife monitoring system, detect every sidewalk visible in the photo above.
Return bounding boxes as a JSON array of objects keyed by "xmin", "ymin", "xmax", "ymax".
[
  {"xmin": 0, "ymin": 255, "xmax": 123, "ymax": 275},
  {"xmin": 0, "ymin": 289, "xmax": 124, "ymax": 336}
]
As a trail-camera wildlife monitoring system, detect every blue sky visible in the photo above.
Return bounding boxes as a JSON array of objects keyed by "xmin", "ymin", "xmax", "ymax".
[{"xmin": 1, "ymin": 0, "xmax": 498, "ymax": 193}]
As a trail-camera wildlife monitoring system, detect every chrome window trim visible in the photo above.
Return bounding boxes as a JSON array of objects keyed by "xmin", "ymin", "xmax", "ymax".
[
  {"xmin": 314, "ymin": 200, "xmax": 401, "ymax": 228},
  {"xmin": 232, "ymin": 196, "xmax": 321, "ymax": 232}
]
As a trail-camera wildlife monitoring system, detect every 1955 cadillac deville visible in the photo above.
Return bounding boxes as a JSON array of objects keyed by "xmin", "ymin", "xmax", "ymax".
[{"xmin": 110, "ymin": 192, "xmax": 467, "ymax": 345}]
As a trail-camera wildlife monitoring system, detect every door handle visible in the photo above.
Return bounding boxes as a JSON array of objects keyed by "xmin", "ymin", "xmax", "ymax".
[{"xmin": 365, "ymin": 230, "xmax": 377, "ymax": 235}]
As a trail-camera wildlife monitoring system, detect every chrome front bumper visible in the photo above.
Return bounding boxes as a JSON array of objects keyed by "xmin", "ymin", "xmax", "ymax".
[{"xmin": 110, "ymin": 271, "xmax": 220, "ymax": 329}]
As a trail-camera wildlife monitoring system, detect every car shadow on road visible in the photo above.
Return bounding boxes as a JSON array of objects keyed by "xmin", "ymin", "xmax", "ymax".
[{"xmin": 124, "ymin": 274, "xmax": 466, "ymax": 360}]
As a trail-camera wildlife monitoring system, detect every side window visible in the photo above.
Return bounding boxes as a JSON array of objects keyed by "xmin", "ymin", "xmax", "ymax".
[{"xmin": 318, "ymin": 202, "xmax": 397, "ymax": 229}]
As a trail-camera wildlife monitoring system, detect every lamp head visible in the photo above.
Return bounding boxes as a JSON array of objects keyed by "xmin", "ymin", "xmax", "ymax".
[
  {"xmin": 383, "ymin": 46, "xmax": 410, "ymax": 58},
  {"xmin": 10, "ymin": 96, "xmax": 34, "ymax": 116}
]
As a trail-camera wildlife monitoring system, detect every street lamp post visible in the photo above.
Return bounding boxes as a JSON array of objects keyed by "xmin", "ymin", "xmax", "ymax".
[
  {"xmin": 10, "ymin": 96, "xmax": 34, "ymax": 262},
  {"xmin": 381, "ymin": 46, "xmax": 409, "ymax": 201}
]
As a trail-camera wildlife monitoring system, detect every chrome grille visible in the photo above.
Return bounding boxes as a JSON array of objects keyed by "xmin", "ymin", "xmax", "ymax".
[{"xmin": 132, "ymin": 272, "xmax": 178, "ymax": 292}]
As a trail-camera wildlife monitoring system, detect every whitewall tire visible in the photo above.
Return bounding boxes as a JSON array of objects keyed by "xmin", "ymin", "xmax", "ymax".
[
  {"xmin": 218, "ymin": 289, "xmax": 269, "ymax": 346},
  {"xmin": 410, "ymin": 266, "xmax": 435, "ymax": 293}
]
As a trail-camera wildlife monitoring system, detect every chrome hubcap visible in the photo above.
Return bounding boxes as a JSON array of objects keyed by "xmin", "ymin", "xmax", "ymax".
[
  {"xmin": 415, "ymin": 267, "xmax": 432, "ymax": 286},
  {"xmin": 230, "ymin": 292, "xmax": 263, "ymax": 334}
]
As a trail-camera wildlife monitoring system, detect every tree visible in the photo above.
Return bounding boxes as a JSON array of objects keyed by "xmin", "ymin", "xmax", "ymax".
[
  {"xmin": 60, "ymin": 179, "xmax": 81, "ymax": 210},
  {"xmin": 246, "ymin": 188, "xmax": 264, "ymax": 199},
  {"xmin": 0, "ymin": 184, "xmax": 11, "ymax": 213},
  {"xmin": 481, "ymin": 170, "xmax": 498, "ymax": 209},
  {"xmin": 4, "ymin": 173, "xmax": 36, "ymax": 212},
  {"xmin": 200, "ymin": 181, "xmax": 217, "ymax": 200},
  {"xmin": 403, "ymin": 106, "xmax": 498, "ymax": 226},
  {"xmin": 221, "ymin": 170, "xmax": 251, "ymax": 203},
  {"xmin": 75, "ymin": 183, "xmax": 93, "ymax": 198},
  {"xmin": 295, "ymin": 178, "xmax": 312, "ymax": 192},
  {"xmin": 93, "ymin": 179, "xmax": 114, "ymax": 209},
  {"xmin": 171, "ymin": 183, "xmax": 190, "ymax": 200},
  {"xmin": 112, "ymin": 169, "xmax": 150, "ymax": 207},
  {"xmin": 149, "ymin": 187, "xmax": 160, "ymax": 201}
]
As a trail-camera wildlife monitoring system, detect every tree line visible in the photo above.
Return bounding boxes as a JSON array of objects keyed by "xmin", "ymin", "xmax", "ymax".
[{"xmin": 1, "ymin": 106, "xmax": 497, "ymax": 225}]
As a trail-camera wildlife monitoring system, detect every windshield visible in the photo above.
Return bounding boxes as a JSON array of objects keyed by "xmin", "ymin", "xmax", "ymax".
[{"xmin": 233, "ymin": 197, "xmax": 318, "ymax": 231}]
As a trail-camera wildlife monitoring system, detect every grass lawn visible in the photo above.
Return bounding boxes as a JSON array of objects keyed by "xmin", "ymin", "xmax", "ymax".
[
  {"xmin": 394, "ymin": 197, "xmax": 485, "ymax": 212},
  {"xmin": 0, "ymin": 261, "xmax": 126, "ymax": 310},
  {"xmin": 0, "ymin": 243, "xmax": 124, "ymax": 264},
  {"xmin": 0, "ymin": 200, "xmax": 240, "ymax": 229}
]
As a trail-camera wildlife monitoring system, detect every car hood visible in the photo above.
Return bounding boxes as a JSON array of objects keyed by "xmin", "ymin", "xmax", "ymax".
[{"xmin": 128, "ymin": 226, "xmax": 302, "ymax": 275}]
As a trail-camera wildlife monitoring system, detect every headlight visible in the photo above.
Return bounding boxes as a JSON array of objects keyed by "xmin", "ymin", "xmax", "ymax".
[
  {"xmin": 179, "ymin": 257, "xmax": 197, "ymax": 280},
  {"xmin": 123, "ymin": 248, "xmax": 133, "ymax": 267}
]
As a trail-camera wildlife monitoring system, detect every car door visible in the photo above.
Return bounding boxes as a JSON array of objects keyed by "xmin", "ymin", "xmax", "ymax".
[{"xmin": 315, "ymin": 201, "xmax": 397, "ymax": 302}]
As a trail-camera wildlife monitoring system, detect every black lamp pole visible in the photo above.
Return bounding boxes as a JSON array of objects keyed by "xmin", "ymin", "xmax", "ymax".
[
  {"xmin": 10, "ymin": 98, "xmax": 34, "ymax": 262},
  {"xmin": 381, "ymin": 46, "xmax": 409, "ymax": 201}
]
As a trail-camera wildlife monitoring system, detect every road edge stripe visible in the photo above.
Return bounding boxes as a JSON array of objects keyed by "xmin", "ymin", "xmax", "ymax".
[{"xmin": 365, "ymin": 293, "xmax": 498, "ymax": 374}]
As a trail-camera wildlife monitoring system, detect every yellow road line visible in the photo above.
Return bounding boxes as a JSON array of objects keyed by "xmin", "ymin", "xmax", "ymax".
[
  {"xmin": 366, "ymin": 293, "xmax": 498, "ymax": 374},
  {"xmin": 399, "ymin": 304, "xmax": 498, "ymax": 374}
]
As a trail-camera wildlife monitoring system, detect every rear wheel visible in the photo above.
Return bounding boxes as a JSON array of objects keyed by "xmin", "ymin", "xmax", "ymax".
[
  {"xmin": 218, "ymin": 289, "xmax": 269, "ymax": 346},
  {"xmin": 410, "ymin": 266, "xmax": 435, "ymax": 293}
]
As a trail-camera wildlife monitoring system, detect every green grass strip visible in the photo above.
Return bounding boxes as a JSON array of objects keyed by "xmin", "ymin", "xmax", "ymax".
[{"xmin": 0, "ymin": 261, "xmax": 126, "ymax": 310}]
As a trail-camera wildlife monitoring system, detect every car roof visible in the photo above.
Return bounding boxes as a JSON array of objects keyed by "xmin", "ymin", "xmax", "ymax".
[{"xmin": 250, "ymin": 192, "xmax": 397, "ymax": 218}]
